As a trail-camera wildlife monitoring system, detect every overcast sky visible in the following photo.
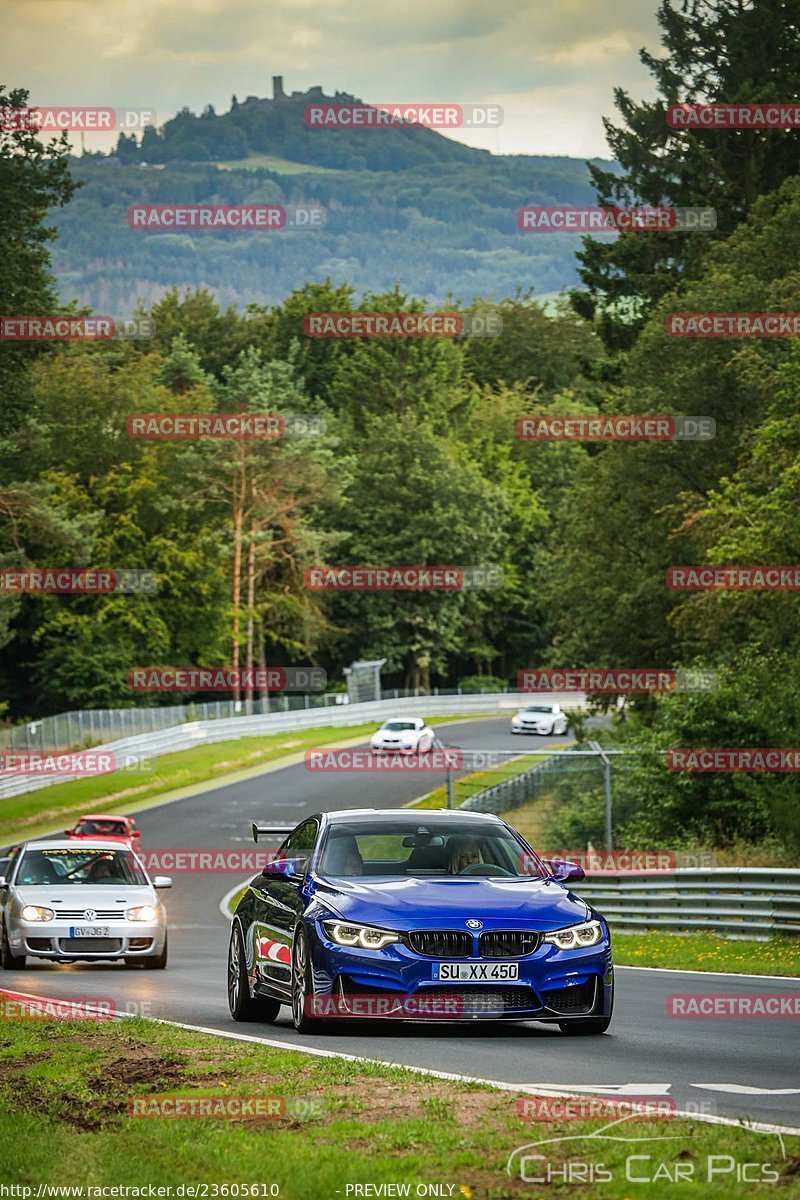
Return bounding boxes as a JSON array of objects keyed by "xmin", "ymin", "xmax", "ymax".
[{"xmin": 2, "ymin": 0, "xmax": 663, "ymax": 158}]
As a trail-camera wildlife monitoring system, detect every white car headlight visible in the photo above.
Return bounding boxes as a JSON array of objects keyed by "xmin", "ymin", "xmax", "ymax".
[
  {"xmin": 543, "ymin": 919, "xmax": 603, "ymax": 951},
  {"xmin": 21, "ymin": 905, "xmax": 54, "ymax": 922},
  {"xmin": 126, "ymin": 904, "xmax": 157, "ymax": 922},
  {"xmin": 322, "ymin": 920, "xmax": 400, "ymax": 950}
]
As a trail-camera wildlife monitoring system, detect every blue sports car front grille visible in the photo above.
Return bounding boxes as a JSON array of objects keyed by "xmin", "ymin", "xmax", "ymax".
[
  {"xmin": 406, "ymin": 930, "xmax": 472, "ymax": 957},
  {"xmin": 479, "ymin": 930, "xmax": 541, "ymax": 957}
]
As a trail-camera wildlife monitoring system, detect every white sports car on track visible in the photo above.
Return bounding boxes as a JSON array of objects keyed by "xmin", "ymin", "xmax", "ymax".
[
  {"xmin": 0, "ymin": 840, "xmax": 171, "ymax": 969},
  {"xmin": 511, "ymin": 703, "xmax": 568, "ymax": 736},
  {"xmin": 369, "ymin": 717, "xmax": 435, "ymax": 754}
]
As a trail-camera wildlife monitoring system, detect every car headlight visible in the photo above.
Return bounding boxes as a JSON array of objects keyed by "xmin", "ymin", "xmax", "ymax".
[
  {"xmin": 126, "ymin": 904, "xmax": 157, "ymax": 922},
  {"xmin": 322, "ymin": 920, "xmax": 400, "ymax": 950},
  {"xmin": 543, "ymin": 919, "xmax": 603, "ymax": 950},
  {"xmin": 21, "ymin": 905, "xmax": 54, "ymax": 922}
]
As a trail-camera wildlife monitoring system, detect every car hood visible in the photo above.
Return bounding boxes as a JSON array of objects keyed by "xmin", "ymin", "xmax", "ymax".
[
  {"xmin": 14, "ymin": 884, "xmax": 157, "ymax": 907},
  {"xmin": 313, "ymin": 875, "xmax": 590, "ymax": 932}
]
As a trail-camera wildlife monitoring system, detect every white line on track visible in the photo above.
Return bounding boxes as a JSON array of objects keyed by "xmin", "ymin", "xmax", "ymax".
[
  {"xmin": 143, "ymin": 1016, "xmax": 800, "ymax": 1138},
  {"xmin": 3, "ymin": 986, "xmax": 798, "ymax": 1136},
  {"xmin": 616, "ymin": 965, "xmax": 800, "ymax": 983}
]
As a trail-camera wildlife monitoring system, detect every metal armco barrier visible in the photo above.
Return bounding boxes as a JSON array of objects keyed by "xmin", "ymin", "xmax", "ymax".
[
  {"xmin": 460, "ymin": 748, "xmax": 590, "ymax": 814},
  {"xmin": 573, "ymin": 869, "xmax": 800, "ymax": 939},
  {"xmin": 0, "ymin": 692, "xmax": 584, "ymax": 800}
]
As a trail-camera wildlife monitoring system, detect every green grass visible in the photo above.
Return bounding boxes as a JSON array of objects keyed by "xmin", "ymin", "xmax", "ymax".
[
  {"xmin": 214, "ymin": 153, "xmax": 342, "ymax": 174},
  {"xmin": 410, "ymin": 744, "xmax": 567, "ymax": 810},
  {"xmin": 614, "ymin": 931, "xmax": 800, "ymax": 977},
  {"xmin": 0, "ymin": 1016, "xmax": 796, "ymax": 1195},
  {"xmin": 0, "ymin": 713, "xmax": 487, "ymax": 845}
]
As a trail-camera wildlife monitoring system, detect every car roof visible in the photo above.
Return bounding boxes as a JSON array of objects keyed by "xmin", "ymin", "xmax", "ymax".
[
  {"xmin": 23, "ymin": 838, "xmax": 135, "ymax": 851},
  {"xmin": 77, "ymin": 814, "xmax": 130, "ymax": 822},
  {"xmin": 323, "ymin": 808, "xmax": 502, "ymax": 824}
]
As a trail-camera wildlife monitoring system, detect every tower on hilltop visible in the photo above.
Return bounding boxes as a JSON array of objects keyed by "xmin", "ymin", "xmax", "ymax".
[{"xmin": 272, "ymin": 76, "xmax": 286, "ymax": 100}]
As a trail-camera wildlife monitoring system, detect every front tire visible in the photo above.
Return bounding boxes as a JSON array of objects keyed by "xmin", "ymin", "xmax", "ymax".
[
  {"xmin": 143, "ymin": 931, "xmax": 168, "ymax": 970},
  {"xmin": 291, "ymin": 926, "xmax": 324, "ymax": 1033},
  {"xmin": 227, "ymin": 924, "xmax": 281, "ymax": 1022},
  {"xmin": 1, "ymin": 919, "xmax": 25, "ymax": 969},
  {"xmin": 559, "ymin": 979, "xmax": 613, "ymax": 1035}
]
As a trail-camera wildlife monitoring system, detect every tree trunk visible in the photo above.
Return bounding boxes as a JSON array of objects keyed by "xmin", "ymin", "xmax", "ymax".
[
  {"xmin": 257, "ymin": 615, "xmax": 270, "ymax": 712},
  {"xmin": 244, "ymin": 524, "xmax": 255, "ymax": 710},
  {"xmin": 231, "ymin": 461, "xmax": 245, "ymax": 705}
]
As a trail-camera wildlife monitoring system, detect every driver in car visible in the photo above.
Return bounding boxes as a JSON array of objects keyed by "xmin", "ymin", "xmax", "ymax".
[
  {"xmin": 87, "ymin": 855, "xmax": 119, "ymax": 882},
  {"xmin": 448, "ymin": 837, "xmax": 483, "ymax": 874}
]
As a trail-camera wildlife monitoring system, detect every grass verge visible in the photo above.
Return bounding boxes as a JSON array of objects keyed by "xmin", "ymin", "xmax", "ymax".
[
  {"xmin": 613, "ymin": 931, "xmax": 800, "ymax": 977},
  {"xmin": 410, "ymin": 744, "xmax": 568, "ymax": 810},
  {"xmin": 0, "ymin": 714, "xmax": 480, "ymax": 846},
  {"xmin": 0, "ymin": 1015, "xmax": 796, "ymax": 1195}
]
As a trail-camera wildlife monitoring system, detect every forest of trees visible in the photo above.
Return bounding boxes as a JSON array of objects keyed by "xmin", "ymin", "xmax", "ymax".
[
  {"xmin": 2, "ymin": 0, "xmax": 800, "ymax": 855},
  {"xmin": 48, "ymin": 150, "xmax": 614, "ymax": 313}
]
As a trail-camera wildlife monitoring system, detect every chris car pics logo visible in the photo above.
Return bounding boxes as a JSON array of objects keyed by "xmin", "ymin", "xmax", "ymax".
[{"xmin": 507, "ymin": 1110, "xmax": 784, "ymax": 1185}]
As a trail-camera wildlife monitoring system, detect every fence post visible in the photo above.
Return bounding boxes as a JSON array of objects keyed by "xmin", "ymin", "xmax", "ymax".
[{"xmin": 446, "ymin": 768, "xmax": 454, "ymax": 809}]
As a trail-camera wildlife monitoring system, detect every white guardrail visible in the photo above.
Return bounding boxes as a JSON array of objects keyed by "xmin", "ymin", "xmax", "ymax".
[
  {"xmin": 575, "ymin": 869, "xmax": 800, "ymax": 939},
  {"xmin": 0, "ymin": 692, "xmax": 584, "ymax": 801}
]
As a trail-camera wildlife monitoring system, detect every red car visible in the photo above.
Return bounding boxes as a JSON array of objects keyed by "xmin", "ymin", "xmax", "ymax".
[{"xmin": 64, "ymin": 814, "xmax": 140, "ymax": 844}]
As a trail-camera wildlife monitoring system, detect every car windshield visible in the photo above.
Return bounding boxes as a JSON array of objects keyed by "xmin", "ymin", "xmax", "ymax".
[
  {"xmin": 75, "ymin": 820, "xmax": 127, "ymax": 836},
  {"xmin": 381, "ymin": 722, "xmax": 417, "ymax": 732},
  {"xmin": 15, "ymin": 848, "xmax": 147, "ymax": 886},
  {"xmin": 318, "ymin": 820, "xmax": 544, "ymax": 879},
  {"xmin": 523, "ymin": 705, "xmax": 554, "ymax": 713}
]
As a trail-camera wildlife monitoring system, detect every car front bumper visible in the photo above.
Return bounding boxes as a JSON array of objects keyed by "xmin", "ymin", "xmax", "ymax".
[
  {"xmin": 310, "ymin": 926, "xmax": 613, "ymax": 1021},
  {"xmin": 9, "ymin": 918, "xmax": 166, "ymax": 961}
]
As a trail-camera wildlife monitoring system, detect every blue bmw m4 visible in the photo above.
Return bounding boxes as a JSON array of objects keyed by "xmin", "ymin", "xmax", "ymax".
[{"xmin": 227, "ymin": 809, "xmax": 613, "ymax": 1035}]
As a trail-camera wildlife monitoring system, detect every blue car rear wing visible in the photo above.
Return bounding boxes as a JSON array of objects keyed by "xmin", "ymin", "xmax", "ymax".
[{"xmin": 252, "ymin": 822, "xmax": 295, "ymax": 844}]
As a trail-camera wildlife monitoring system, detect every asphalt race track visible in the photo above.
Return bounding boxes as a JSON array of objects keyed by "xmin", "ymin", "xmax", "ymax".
[{"xmin": 3, "ymin": 718, "xmax": 799, "ymax": 1131}]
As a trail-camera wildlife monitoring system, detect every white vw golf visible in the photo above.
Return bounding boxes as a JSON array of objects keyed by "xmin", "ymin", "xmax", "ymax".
[{"xmin": 0, "ymin": 840, "xmax": 171, "ymax": 969}]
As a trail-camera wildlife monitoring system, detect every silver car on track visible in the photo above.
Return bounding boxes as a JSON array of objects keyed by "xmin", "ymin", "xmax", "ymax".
[{"xmin": 0, "ymin": 839, "xmax": 171, "ymax": 969}]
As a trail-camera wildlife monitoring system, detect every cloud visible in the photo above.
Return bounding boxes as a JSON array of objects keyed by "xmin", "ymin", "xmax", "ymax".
[{"xmin": 0, "ymin": 0, "xmax": 662, "ymax": 155}]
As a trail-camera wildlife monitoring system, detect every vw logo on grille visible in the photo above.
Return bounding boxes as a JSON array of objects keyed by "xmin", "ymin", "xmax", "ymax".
[
  {"xmin": 466, "ymin": 919, "xmax": 483, "ymax": 930},
  {"xmin": 83, "ymin": 909, "xmax": 97, "ymax": 921}
]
